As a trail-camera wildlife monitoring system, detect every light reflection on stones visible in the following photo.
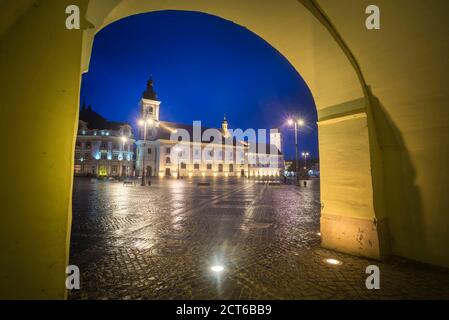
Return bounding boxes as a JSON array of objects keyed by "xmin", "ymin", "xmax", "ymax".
[{"xmin": 70, "ymin": 178, "xmax": 449, "ymax": 300}]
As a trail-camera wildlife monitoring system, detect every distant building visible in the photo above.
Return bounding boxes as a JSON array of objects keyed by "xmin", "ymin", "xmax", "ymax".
[
  {"xmin": 284, "ymin": 158, "xmax": 320, "ymax": 178},
  {"xmin": 135, "ymin": 79, "xmax": 284, "ymax": 178},
  {"xmin": 74, "ymin": 105, "xmax": 135, "ymax": 177},
  {"xmin": 284, "ymin": 160, "xmax": 294, "ymax": 171},
  {"xmin": 309, "ymin": 161, "xmax": 320, "ymax": 177}
]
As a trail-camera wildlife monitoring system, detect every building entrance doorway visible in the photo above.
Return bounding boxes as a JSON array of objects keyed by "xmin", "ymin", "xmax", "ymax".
[{"xmin": 98, "ymin": 166, "xmax": 108, "ymax": 177}]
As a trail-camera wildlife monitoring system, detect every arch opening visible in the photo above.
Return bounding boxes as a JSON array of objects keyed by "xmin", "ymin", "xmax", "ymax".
[{"xmin": 68, "ymin": 8, "xmax": 384, "ymax": 299}]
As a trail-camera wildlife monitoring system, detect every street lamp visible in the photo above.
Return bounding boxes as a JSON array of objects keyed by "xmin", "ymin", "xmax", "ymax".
[
  {"xmin": 80, "ymin": 157, "xmax": 85, "ymax": 176},
  {"xmin": 175, "ymin": 147, "xmax": 182, "ymax": 180},
  {"xmin": 302, "ymin": 152, "xmax": 310, "ymax": 170},
  {"xmin": 120, "ymin": 136, "xmax": 128, "ymax": 177},
  {"xmin": 139, "ymin": 118, "xmax": 154, "ymax": 186},
  {"xmin": 287, "ymin": 117, "xmax": 305, "ymax": 185}
]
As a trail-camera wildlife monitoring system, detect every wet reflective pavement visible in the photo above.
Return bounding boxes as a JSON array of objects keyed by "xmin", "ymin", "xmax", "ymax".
[{"xmin": 70, "ymin": 178, "xmax": 449, "ymax": 300}]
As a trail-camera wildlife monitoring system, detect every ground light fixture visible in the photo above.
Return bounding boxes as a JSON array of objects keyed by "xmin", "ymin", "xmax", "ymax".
[
  {"xmin": 211, "ymin": 265, "xmax": 225, "ymax": 273},
  {"xmin": 323, "ymin": 258, "xmax": 343, "ymax": 266}
]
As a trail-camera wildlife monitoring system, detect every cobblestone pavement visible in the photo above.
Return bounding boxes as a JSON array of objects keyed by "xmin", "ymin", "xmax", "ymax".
[{"xmin": 69, "ymin": 178, "xmax": 449, "ymax": 300}]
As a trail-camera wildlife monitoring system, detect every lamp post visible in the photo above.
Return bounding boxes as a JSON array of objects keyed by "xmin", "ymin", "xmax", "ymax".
[
  {"xmin": 80, "ymin": 157, "xmax": 85, "ymax": 176},
  {"xmin": 288, "ymin": 118, "xmax": 305, "ymax": 186},
  {"xmin": 175, "ymin": 147, "xmax": 182, "ymax": 180},
  {"xmin": 139, "ymin": 118, "xmax": 154, "ymax": 186},
  {"xmin": 121, "ymin": 136, "xmax": 128, "ymax": 178},
  {"xmin": 302, "ymin": 152, "xmax": 310, "ymax": 179},
  {"xmin": 245, "ymin": 152, "xmax": 249, "ymax": 179},
  {"xmin": 302, "ymin": 152, "xmax": 310, "ymax": 170}
]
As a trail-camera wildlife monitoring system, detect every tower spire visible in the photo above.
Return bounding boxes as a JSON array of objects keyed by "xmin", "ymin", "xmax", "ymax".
[
  {"xmin": 142, "ymin": 76, "xmax": 158, "ymax": 100},
  {"xmin": 222, "ymin": 114, "xmax": 229, "ymax": 137},
  {"xmin": 139, "ymin": 77, "xmax": 162, "ymax": 126}
]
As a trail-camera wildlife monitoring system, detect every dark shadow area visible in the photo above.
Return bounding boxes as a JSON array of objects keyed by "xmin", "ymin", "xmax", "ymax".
[{"xmin": 370, "ymin": 93, "xmax": 425, "ymax": 261}]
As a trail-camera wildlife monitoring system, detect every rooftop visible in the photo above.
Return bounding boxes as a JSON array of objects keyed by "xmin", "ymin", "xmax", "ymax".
[
  {"xmin": 145, "ymin": 121, "xmax": 282, "ymax": 155},
  {"xmin": 79, "ymin": 105, "xmax": 130, "ymax": 131}
]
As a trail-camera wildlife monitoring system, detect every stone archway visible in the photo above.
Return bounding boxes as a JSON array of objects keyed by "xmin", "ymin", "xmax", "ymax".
[
  {"xmin": 0, "ymin": 0, "xmax": 385, "ymax": 299},
  {"xmin": 100, "ymin": 0, "xmax": 388, "ymax": 249},
  {"xmin": 2, "ymin": 0, "xmax": 448, "ymax": 299},
  {"xmin": 82, "ymin": 0, "xmax": 387, "ymax": 258}
]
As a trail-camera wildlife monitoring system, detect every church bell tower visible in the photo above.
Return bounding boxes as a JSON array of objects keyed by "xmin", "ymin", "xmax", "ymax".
[
  {"xmin": 139, "ymin": 78, "xmax": 161, "ymax": 123},
  {"xmin": 222, "ymin": 115, "xmax": 229, "ymax": 138}
]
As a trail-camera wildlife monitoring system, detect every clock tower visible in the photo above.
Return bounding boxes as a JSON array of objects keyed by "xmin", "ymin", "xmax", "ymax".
[{"xmin": 139, "ymin": 78, "xmax": 161, "ymax": 123}]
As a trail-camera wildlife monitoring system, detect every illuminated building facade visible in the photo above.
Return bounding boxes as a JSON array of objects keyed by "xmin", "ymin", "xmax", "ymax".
[
  {"xmin": 135, "ymin": 80, "xmax": 284, "ymax": 178},
  {"xmin": 74, "ymin": 105, "xmax": 135, "ymax": 177}
]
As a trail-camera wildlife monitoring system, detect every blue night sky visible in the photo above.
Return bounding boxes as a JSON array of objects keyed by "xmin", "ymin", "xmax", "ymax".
[{"xmin": 80, "ymin": 11, "xmax": 318, "ymax": 160}]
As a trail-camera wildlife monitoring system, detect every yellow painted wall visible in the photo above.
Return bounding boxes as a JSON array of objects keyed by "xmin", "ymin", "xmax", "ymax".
[
  {"xmin": 85, "ymin": 2, "xmax": 384, "ymax": 259},
  {"xmin": 318, "ymin": 0, "xmax": 449, "ymax": 268},
  {"xmin": 320, "ymin": 112, "xmax": 375, "ymax": 220},
  {"xmin": 82, "ymin": 0, "xmax": 365, "ymax": 108}
]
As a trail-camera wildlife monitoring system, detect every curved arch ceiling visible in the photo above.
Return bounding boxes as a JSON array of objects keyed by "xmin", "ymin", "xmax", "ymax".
[{"xmin": 83, "ymin": 0, "xmax": 365, "ymax": 111}]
